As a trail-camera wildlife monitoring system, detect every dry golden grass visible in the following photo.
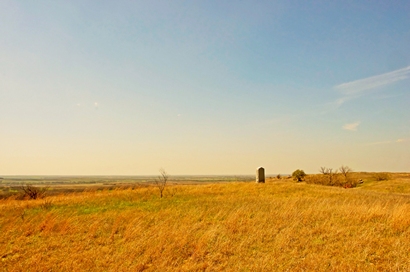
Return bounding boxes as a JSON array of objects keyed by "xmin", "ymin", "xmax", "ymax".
[{"xmin": 1, "ymin": 177, "xmax": 410, "ymax": 271}]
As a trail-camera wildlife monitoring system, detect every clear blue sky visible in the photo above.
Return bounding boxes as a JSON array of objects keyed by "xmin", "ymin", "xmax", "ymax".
[{"xmin": 1, "ymin": 1, "xmax": 409, "ymax": 175}]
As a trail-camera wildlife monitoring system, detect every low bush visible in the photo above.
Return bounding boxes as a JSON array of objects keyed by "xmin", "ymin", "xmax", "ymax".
[
  {"xmin": 20, "ymin": 184, "xmax": 48, "ymax": 199},
  {"xmin": 292, "ymin": 169, "xmax": 306, "ymax": 182},
  {"xmin": 305, "ymin": 174, "xmax": 358, "ymax": 188},
  {"xmin": 372, "ymin": 172, "xmax": 391, "ymax": 181}
]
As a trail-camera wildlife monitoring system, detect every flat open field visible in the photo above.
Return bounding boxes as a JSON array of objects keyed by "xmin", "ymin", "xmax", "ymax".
[
  {"xmin": 1, "ymin": 173, "xmax": 410, "ymax": 271},
  {"xmin": 0, "ymin": 175, "xmax": 256, "ymax": 198}
]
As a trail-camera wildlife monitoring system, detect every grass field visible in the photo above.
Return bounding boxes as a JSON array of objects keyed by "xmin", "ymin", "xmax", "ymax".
[{"xmin": 1, "ymin": 173, "xmax": 410, "ymax": 271}]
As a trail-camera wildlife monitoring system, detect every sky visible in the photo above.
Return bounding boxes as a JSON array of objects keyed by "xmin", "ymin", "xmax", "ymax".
[{"xmin": 1, "ymin": 0, "xmax": 409, "ymax": 175}]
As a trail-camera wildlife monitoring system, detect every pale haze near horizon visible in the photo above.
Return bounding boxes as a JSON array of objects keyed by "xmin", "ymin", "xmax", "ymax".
[{"xmin": 1, "ymin": 1, "xmax": 409, "ymax": 175}]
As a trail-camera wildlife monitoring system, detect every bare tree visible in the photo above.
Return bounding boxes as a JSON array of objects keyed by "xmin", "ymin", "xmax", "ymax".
[
  {"xmin": 339, "ymin": 165, "xmax": 352, "ymax": 178},
  {"xmin": 319, "ymin": 167, "xmax": 338, "ymax": 184},
  {"xmin": 20, "ymin": 184, "xmax": 48, "ymax": 199},
  {"xmin": 155, "ymin": 168, "xmax": 169, "ymax": 198},
  {"xmin": 319, "ymin": 167, "xmax": 329, "ymax": 175}
]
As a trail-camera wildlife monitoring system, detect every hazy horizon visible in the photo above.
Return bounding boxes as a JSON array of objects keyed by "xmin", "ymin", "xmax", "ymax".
[
  {"xmin": 1, "ymin": 1, "xmax": 409, "ymax": 175},
  {"xmin": 0, "ymin": 173, "xmax": 286, "ymax": 178}
]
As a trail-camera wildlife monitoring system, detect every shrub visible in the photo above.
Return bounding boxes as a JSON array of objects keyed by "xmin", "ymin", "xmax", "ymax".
[
  {"xmin": 292, "ymin": 169, "xmax": 306, "ymax": 182},
  {"xmin": 305, "ymin": 173, "xmax": 358, "ymax": 188},
  {"xmin": 372, "ymin": 172, "xmax": 391, "ymax": 181},
  {"xmin": 20, "ymin": 185, "xmax": 48, "ymax": 199},
  {"xmin": 342, "ymin": 177, "xmax": 359, "ymax": 188}
]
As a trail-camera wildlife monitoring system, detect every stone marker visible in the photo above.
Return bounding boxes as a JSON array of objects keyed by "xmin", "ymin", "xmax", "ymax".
[{"xmin": 256, "ymin": 167, "xmax": 265, "ymax": 183}]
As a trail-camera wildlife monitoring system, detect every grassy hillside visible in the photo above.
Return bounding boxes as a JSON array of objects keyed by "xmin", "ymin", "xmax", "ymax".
[{"xmin": 1, "ymin": 174, "xmax": 410, "ymax": 271}]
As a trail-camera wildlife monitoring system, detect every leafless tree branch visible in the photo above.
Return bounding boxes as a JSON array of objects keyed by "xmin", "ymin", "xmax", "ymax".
[{"xmin": 154, "ymin": 168, "xmax": 169, "ymax": 198}]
